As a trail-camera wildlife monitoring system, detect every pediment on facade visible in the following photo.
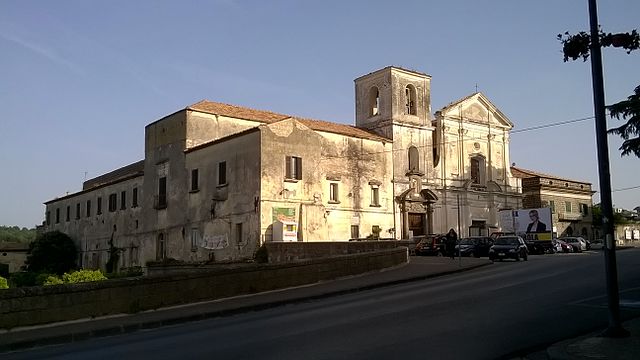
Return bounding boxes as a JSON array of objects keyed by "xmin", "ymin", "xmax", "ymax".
[{"xmin": 438, "ymin": 93, "xmax": 513, "ymax": 130}]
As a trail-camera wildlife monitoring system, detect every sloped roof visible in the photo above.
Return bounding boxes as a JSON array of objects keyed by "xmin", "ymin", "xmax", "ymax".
[
  {"xmin": 187, "ymin": 100, "xmax": 388, "ymax": 142},
  {"xmin": 83, "ymin": 160, "xmax": 145, "ymax": 190},
  {"xmin": 511, "ymin": 166, "xmax": 591, "ymax": 185},
  {"xmin": 438, "ymin": 92, "xmax": 514, "ymax": 128}
]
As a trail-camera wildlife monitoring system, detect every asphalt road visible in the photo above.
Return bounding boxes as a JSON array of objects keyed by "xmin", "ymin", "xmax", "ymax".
[{"xmin": 4, "ymin": 249, "xmax": 640, "ymax": 360}]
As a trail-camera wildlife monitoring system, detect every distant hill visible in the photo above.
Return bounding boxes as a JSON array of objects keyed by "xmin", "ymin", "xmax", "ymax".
[{"xmin": 0, "ymin": 226, "xmax": 36, "ymax": 244}]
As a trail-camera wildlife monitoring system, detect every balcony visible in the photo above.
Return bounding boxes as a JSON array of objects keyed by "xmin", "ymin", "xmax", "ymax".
[{"xmin": 558, "ymin": 212, "xmax": 583, "ymax": 221}]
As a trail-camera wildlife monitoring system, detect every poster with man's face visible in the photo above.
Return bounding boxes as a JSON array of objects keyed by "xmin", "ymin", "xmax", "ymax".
[{"xmin": 513, "ymin": 207, "xmax": 552, "ymax": 240}]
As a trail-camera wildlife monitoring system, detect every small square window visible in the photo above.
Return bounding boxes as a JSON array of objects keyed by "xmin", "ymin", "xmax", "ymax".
[
  {"xmin": 565, "ymin": 201, "xmax": 572, "ymax": 213},
  {"xmin": 132, "ymin": 187, "xmax": 138, "ymax": 207},
  {"xmin": 86, "ymin": 200, "xmax": 91, "ymax": 217},
  {"xmin": 285, "ymin": 156, "xmax": 302, "ymax": 180},
  {"xmin": 75, "ymin": 203, "xmax": 81, "ymax": 219},
  {"xmin": 66, "ymin": 206, "xmax": 70, "ymax": 222},
  {"xmin": 97, "ymin": 197, "xmax": 102, "ymax": 215}
]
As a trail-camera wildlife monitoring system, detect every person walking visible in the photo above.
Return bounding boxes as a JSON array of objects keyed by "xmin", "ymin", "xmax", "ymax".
[{"xmin": 446, "ymin": 228, "xmax": 458, "ymax": 259}]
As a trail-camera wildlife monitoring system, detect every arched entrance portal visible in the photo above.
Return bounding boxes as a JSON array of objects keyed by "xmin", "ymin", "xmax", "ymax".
[{"xmin": 397, "ymin": 188, "xmax": 438, "ymax": 239}]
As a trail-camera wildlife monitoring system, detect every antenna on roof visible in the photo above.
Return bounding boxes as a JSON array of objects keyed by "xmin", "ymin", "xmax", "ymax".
[
  {"xmin": 475, "ymin": 83, "xmax": 479, "ymax": 93},
  {"xmin": 84, "ymin": 171, "xmax": 88, "ymax": 181}
]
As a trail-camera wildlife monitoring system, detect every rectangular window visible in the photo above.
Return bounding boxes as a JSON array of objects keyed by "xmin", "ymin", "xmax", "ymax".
[
  {"xmin": 218, "ymin": 161, "xmax": 227, "ymax": 185},
  {"xmin": 46, "ymin": 211, "xmax": 51, "ymax": 225},
  {"xmin": 132, "ymin": 187, "xmax": 138, "ymax": 207},
  {"xmin": 66, "ymin": 206, "xmax": 70, "ymax": 222},
  {"xmin": 371, "ymin": 186, "xmax": 380, "ymax": 207},
  {"xmin": 121, "ymin": 191, "xmax": 127, "ymax": 210},
  {"xmin": 157, "ymin": 176, "xmax": 167, "ymax": 208},
  {"xmin": 56, "ymin": 208, "xmax": 60, "ymax": 223},
  {"xmin": 565, "ymin": 201, "xmax": 572, "ymax": 213},
  {"xmin": 580, "ymin": 203, "xmax": 589, "ymax": 215},
  {"xmin": 97, "ymin": 197, "xmax": 102, "ymax": 215},
  {"xmin": 76, "ymin": 203, "xmax": 81, "ymax": 219},
  {"xmin": 191, "ymin": 228, "xmax": 199, "ymax": 251},
  {"xmin": 351, "ymin": 225, "xmax": 359, "ymax": 239},
  {"xmin": 191, "ymin": 168, "xmax": 199, "ymax": 191},
  {"xmin": 549, "ymin": 200, "xmax": 555, "ymax": 214},
  {"xmin": 109, "ymin": 193, "xmax": 117, "ymax": 212},
  {"xmin": 236, "ymin": 223, "xmax": 243, "ymax": 245},
  {"xmin": 285, "ymin": 156, "xmax": 302, "ymax": 180},
  {"xmin": 329, "ymin": 183, "xmax": 339, "ymax": 203}
]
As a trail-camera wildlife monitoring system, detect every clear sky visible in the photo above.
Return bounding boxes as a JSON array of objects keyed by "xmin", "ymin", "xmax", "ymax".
[{"xmin": 1, "ymin": 0, "xmax": 638, "ymax": 228}]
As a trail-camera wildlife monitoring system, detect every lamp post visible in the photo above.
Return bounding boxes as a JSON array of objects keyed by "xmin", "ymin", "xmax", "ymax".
[{"xmin": 587, "ymin": 0, "xmax": 629, "ymax": 338}]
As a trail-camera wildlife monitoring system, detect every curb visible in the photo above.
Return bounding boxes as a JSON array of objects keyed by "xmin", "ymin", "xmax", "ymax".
[{"xmin": 0, "ymin": 261, "xmax": 491, "ymax": 353}]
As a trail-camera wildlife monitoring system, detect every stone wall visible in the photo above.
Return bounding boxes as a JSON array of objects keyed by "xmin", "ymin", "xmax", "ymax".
[
  {"xmin": 0, "ymin": 248, "xmax": 407, "ymax": 329},
  {"xmin": 265, "ymin": 241, "xmax": 402, "ymax": 263}
]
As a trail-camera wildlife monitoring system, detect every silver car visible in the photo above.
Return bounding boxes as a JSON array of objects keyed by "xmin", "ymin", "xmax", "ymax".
[{"xmin": 560, "ymin": 237, "xmax": 588, "ymax": 252}]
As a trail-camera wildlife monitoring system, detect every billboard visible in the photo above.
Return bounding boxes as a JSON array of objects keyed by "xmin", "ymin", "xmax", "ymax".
[
  {"xmin": 514, "ymin": 208, "xmax": 553, "ymax": 240},
  {"xmin": 499, "ymin": 208, "xmax": 553, "ymax": 241}
]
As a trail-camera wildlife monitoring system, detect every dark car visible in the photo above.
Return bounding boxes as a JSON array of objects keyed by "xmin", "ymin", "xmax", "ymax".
[
  {"xmin": 415, "ymin": 234, "xmax": 447, "ymax": 256},
  {"xmin": 489, "ymin": 236, "xmax": 528, "ymax": 261},
  {"xmin": 455, "ymin": 237, "xmax": 494, "ymax": 257}
]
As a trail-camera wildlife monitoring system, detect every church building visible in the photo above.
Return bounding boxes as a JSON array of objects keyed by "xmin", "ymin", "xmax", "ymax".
[{"xmin": 43, "ymin": 66, "xmax": 522, "ymax": 269}]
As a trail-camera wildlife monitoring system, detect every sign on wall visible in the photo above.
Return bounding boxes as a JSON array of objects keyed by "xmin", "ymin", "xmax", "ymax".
[
  {"xmin": 201, "ymin": 234, "xmax": 229, "ymax": 250},
  {"xmin": 272, "ymin": 207, "xmax": 296, "ymax": 223}
]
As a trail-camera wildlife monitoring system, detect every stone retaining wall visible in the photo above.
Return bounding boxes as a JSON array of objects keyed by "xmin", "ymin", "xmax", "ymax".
[
  {"xmin": 265, "ymin": 240, "xmax": 404, "ymax": 263},
  {"xmin": 0, "ymin": 248, "xmax": 407, "ymax": 329}
]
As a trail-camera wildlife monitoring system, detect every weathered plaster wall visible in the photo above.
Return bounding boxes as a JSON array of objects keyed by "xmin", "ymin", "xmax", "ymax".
[
  {"xmin": 185, "ymin": 130, "xmax": 262, "ymax": 261},
  {"xmin": 260, "ymin": 120, "xmax": 394, "ymax": 242},
  {"xmin": 44, "ymin": 176, "xmax": 144, "ymax": 271}
]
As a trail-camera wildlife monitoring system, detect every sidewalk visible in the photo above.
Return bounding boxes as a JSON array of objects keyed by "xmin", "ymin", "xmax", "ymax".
[
  {"xmin": 0, "ymin": 256, "xmax": 490, "ymax": 352},
  {"xmin": 545, "ymin": 318, "xmax": 640, "ymax": 360}
]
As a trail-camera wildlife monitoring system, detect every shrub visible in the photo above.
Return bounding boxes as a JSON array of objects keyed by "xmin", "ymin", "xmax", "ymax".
[
  {"xmin": 254, "ymin": 244, "xmax": 268, "ymax": 263},
  {"xmin": 0, "ymin": 276, "xmax": 8, "ymax": 289},
  {"xmin": 42, "ymin": 275, "xmax": 63, "ymax": 286},
  {"xmin": 62, "ymin": 270, "xmax": 107, "ymax": 284},
  {"xmin": 26, "ymin": 231, "xmax": 78, "ymax": 275},
  {"xmin": 9, "ymin": 271, "xmax": 38, "ymax": 287}
]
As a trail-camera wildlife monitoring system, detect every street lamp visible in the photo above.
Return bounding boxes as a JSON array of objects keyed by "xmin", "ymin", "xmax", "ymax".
[{"xmin": 587, "ymin": 0, "xmax": 629, "ymax": 338}]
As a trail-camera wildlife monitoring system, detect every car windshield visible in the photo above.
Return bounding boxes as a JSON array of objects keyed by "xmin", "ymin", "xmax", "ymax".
[
  {"xmin": 460, "ymin": 238, "xmax": 475, "ymax": 245},
  {"xmin": 495, "ymin": 237, "xmax": 519, "ymax": 245}
]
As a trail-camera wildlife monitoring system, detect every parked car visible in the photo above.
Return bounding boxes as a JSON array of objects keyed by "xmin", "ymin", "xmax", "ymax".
[
  {"xmin": 553, "ymin": 239, "xmax": 573, "ymax": 253},
  {"xmin": 489, "ymin": 236, "xmax": 528, "ymax": 261},
  {"xmin": 415, "ymin": 234, "xmax": 447, "ymax": 256},
  {"xmin": 560, "ymin": 237, "xmax": 588, "ymax": 252},
  {"xmin": 455, "ymin": 237, "xmax": 494, "ymax": 257}
]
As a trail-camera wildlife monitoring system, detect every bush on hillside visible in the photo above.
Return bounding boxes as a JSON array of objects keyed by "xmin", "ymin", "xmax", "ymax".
[
  {"xmin": 26, "ymin": 231, "xmax": 77, "ymax": 275},
  {"xmin": 0, "ymin": 276, "xmax": 8, "ymax": 289}
]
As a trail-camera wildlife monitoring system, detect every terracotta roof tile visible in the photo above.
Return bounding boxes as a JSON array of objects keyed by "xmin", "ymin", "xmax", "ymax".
[
  {"xmin": 188, "ymin": 100, "xmax": 290, "ymax": 123},
  {"xmin": 511, "ymin": 166, "xmax": 591, "ymax": 185},
  {"xmin": 188, "ymin": 100, "xmax": 388, "ymax": 142}
]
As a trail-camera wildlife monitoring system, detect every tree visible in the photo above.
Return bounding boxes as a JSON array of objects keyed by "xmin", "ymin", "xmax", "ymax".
[
  {"xmin": 25, "ymin": 231, "xmax": 78, "ymax": 275},
  {"xmin": 558, "ymin": 29, "xmax": 640, "ymax": 157}
]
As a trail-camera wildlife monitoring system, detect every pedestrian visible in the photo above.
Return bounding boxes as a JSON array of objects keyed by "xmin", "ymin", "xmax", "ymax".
[{"xmin": 446, "ymin": 228, "xmax": 458, "ymax": 259}]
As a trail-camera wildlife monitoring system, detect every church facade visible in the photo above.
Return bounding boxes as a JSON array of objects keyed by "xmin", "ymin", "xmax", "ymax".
[{"xmin": 43, "ymin": 66, "xmax": 522, "ymax": 270}]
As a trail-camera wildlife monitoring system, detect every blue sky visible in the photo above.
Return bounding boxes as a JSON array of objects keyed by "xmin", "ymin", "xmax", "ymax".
[{"xmin": 1, "ymin": 0, "xmax": 638, "ymax": 228}]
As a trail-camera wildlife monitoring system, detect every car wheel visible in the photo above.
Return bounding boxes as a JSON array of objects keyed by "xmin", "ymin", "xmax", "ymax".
[
  {"xmin": 523, "ymin": 252, "xmax": 528, "ymax": 261},
  {"xmin": 436, "ymin": 251, "xmax": 443, "ymax": 257}
]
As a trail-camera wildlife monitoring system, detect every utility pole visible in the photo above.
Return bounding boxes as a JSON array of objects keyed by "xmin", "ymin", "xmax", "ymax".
[{"xmin": 587, "ymin": 0, "xmax": 629, "ymax": 338}]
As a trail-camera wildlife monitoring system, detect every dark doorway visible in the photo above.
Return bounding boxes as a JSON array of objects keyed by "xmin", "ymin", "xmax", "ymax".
[{"xmin": 408, "ymin": 213, "xmax": 425, "ymax": 236}]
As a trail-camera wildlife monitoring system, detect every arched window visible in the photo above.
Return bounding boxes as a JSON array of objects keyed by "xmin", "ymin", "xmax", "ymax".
[
  {"xmin": 408, "ymin": 146, "xmax": 419, "ymax": 172},
  {"xmin": 405, "ymin": 85, "xmax": 417, "ymax": 115},
  {"xmin": 470, "ymin": 156, "xmax": 486, "ymax": 184},
  {"xmin": 368, "ymin": 87, "xmax": 380, "ymax": 117}
]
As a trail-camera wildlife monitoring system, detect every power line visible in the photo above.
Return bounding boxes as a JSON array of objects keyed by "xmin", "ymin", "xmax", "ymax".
[
  {"xmin": 511, "ymin": 116, "xmax": 594, "ymax": 134},
  {"xmin": 594, "ymin": 185, "xmax": 640, "ymax": 194}
]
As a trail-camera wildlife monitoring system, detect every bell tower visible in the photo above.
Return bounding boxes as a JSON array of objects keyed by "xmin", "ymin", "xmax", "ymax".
[
  {"xmin": 355, "ymin": 66, "xmax": 437, "ymax": 239},
  {"xmin": 354, "ymin": 66, "xmax": 432, "ymax": 139}
]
